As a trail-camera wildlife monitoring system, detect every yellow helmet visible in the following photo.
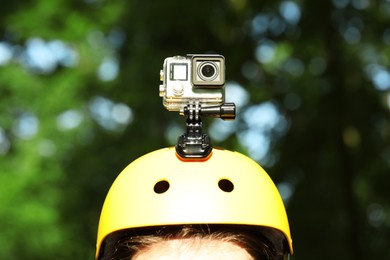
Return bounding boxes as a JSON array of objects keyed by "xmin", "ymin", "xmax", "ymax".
[{"xmin": 96, "ymin": 147, "xmax": 293, "ymax": 258}]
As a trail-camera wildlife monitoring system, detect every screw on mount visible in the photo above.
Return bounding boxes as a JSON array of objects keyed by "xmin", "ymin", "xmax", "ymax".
[{"xmin": 176, "ymin": 102, "xmax": 236, "ymax": 159}]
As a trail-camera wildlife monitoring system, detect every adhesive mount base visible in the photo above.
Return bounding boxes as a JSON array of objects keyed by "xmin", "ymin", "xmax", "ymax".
[{"xmin": 175, "ymin": 117, "xmax": 212, "ymax": 159}]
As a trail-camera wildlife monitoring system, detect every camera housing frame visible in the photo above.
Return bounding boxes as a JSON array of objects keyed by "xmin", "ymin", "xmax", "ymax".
[
  {"xmin": 159, "ymin": 54, "xmax": 225, "ymax": 112},
  {"xmin": 159, "ymin": 53, "xmax": 235, "ymax": 158}
]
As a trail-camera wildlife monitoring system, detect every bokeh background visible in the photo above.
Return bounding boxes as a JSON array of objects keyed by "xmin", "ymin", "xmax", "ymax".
[{"xmin": 1, "ymin": 0, "xmax": 390, "ymax": 259}]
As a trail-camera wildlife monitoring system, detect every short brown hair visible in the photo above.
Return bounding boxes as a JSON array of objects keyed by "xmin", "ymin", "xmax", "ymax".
[{"xmin": 99, "ymin": 225, "xmax": 289, "ymax": 260}]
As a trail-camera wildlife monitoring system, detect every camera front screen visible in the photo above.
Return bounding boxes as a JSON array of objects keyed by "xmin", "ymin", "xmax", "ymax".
[{"xmin": 170, "ymin": 63, "xmax": 188, "ymax": 81}]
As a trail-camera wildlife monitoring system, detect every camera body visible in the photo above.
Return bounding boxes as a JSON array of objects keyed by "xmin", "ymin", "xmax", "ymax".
[{"xmin": 159, "ymin": 54, "xmax": 225, "ymax": 112}]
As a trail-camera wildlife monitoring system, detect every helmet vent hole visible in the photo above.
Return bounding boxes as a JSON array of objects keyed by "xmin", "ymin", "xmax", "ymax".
[
  {"xmin": 218, "ymin": 179, "xmax": 234, "ymax": 192},
  {"xmin": 154, "ymin": 180, "xmax": 170, "ymax": 194}
]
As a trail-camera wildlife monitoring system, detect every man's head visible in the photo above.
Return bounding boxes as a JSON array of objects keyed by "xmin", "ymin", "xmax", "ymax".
[{"xmin": 96, "ymin": 147, "xmax": 293, "ymax": 259}]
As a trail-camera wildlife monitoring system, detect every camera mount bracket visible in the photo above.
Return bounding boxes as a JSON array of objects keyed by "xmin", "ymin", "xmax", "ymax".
[{"xmin": 176, "ymin": 101, "xmax": 236, "ymax": 159}]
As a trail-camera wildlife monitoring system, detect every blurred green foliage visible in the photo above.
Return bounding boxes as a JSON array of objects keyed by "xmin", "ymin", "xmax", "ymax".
[{"xmin": 0, "ymin": 0, "xmax": 390, "ymax": 259}]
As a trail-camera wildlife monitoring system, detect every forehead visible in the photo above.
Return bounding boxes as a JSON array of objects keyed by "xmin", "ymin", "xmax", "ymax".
[{"xmin": 132, "ymin": 238, "xmax": 254, "ymax": 260}]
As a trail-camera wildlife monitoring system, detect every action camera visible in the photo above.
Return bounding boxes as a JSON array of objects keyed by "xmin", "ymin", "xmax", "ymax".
[{"xmin": 159, "ymin": 54, "xmax": 225, "ymax": 112}]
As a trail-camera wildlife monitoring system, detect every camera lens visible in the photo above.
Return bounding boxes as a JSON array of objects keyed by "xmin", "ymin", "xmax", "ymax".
[
  {"xmin": 198, "ymin": 62, "xmax": 218, "ymax": 81},
  {"xmin": 202, "ymin": 64, "xmax": 215, "ymax": 78}
]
